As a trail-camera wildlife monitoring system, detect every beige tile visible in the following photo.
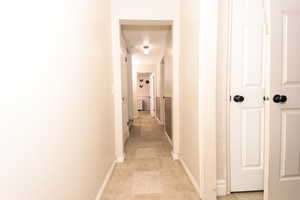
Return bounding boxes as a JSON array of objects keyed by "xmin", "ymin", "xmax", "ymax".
[
  {"xmin": 161, "ymin": 192, "xmax": 200, "ymax": 200},
  {"xmin": 135, "ymin": 148, "xmax": 158, "ymax": 159},
  {"xmin": 234, "ymin": 192, "xmax": 263, "ymax": 200},
  {"xmin": 217, "ymin": 194, "xmax": 238, "ymax": 200},
  {"xmin": 133, "ymin": 158, "xmax": 160, "ymax": 171},
  {"xmin": 131, "ymin": 194, "xmax": 161, "ymax": 200},
  {"xmin": 132, "ymin": 171, "xmax": 161, "ymax": 195},
  {"xmin": 104, "ymin": 174, "xmax": 133, "ymax": 195},
  {"xmin": 102, "ymin": 112, "xmax": 200, "ymax": 200},
  {"xmin": 159, "ymin": 157, "xmax": 176, "ymax": 169}
]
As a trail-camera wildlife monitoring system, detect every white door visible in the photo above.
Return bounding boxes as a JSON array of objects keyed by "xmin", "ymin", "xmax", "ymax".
[
  {"xmin": 121, "ymin": 56, "xmax": 129, "ymax": 143},
  {"xmin": 267, "ymin": 0, "xmax": 300, "ymax": 199},
  {"xmin": 230, "ymin": 0, "xmax": 266, "ymax": 192},
  {"xmin": 150, "ymin": 74, "xmax": 155, "ymax": 117}
]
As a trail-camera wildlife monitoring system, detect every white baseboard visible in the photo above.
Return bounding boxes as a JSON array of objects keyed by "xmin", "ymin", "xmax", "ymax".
[
  {"xmin": 179, "ymin": 158, "xmax": 201, "ymax": 196},
  {"xmin": 171, "ymin": 152, "xmax": 179, "ymax": 160},
  {"xmin": 216, "ymin": 179, "xmax": 227, "ymax": 196},
  {"xmin": 151, "ymin": 112, "xmax": 155, "ymax": 117},
  {"xmin": 164, "ymin": 131, "xmax": 173, "ymax": 147},
  {"xmin": 116, "ymin": 155, "xmax": 124, "ymax": 163},
  {"xmin": 154, "ymin": 116, "xmax": 163, "ymax": 125},
  {"xmin": 95, "ymin": 160, "xmax": 116, "ymax": 200}
]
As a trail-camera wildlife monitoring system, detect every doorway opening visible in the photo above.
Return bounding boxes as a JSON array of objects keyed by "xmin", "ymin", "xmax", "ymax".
[
  {"xmin": 136, "ymin": 72, "xmax": 153, "ymax": 113},
  {"xmin": 217, "ymin": 0, "xmax": 267, "ymax": 199},
  {"xmin": 117, "ymin": 20, "xmax": 177, "ymax": 161}
]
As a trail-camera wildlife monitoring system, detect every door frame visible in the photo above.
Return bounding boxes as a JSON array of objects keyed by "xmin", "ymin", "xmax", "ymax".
[
  {"xmin": 150, "ymin": 73, "xmax": 156, "ymax": 117},
  {"xmin": 111, "ymin": 19, "xmax": 181, "ymax": 162},
  {"xmin": 222, "ymin": 0, "xmax": 271, "ymax": 198}
]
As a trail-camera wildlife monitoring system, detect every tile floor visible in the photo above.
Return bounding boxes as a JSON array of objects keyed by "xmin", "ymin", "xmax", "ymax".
[
  {"xmin": 102, "ymin": 112, "xmax": 264, "ymax": 200},
  {"xmin": 218, "ymin": 192, "xmax": 263, "ymax": 200}
]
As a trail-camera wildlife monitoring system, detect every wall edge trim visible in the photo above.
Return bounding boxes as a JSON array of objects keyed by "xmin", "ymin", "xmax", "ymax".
[
  {"xmin": 164, "ymin": 131, "xmax": 173, "ymax": 147},
  {"xmin": 179, "ymin": 158, "xmax": 201, "ymax": 197},
  {"xmin": 95, "ymin": 160, "xmax": 117, "ymax": 200}
]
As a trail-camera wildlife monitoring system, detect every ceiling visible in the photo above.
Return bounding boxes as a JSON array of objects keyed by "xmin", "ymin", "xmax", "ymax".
[{"xmin": 121, "ymin": 25, "xmax": 171, "ymax": 65}]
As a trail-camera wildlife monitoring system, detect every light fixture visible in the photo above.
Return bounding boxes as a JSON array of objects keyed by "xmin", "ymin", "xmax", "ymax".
[
  {"xmin": 143, "ymin": 41, "xmax": 150, "ymax": 55},
  {"xmin": 144, "ymin": 48, "xmax": 149, "ymax": 55}
]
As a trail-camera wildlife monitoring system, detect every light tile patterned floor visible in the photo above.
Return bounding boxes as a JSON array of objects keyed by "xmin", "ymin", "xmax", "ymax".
[
  {"xmin": 132, "ymin": 171, "xmax": 161, "ymax": 194},
  {"xmin": 102, "ymin": 112, "xmax": 199, "ymax": 200},
  {"xmin": 218, "ymin": 192, "xmax": 263, "ymax": 200},
  {"xmin": 102, "ymin": 112, "xmax": 264, "ymax": 200}
]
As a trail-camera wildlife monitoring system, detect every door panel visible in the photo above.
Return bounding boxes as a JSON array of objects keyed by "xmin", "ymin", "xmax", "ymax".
[
  {"xmin": 230, "ymin": 0, "xmax": 265, "ymax": 192},
  {"xmin": 241, "ymin": 108, "xmax": 264, "ymax": 168},
  {"xmin": 121, "ymin": 56, "xmax": 129, "ymax": 143},
  {"xmin": 268, "ymin": 1, "xmax": 300, "ymax": 199},
  {"xmin": 280, "ymin": 109, "xmax": 300, "ymax": 179},
  {"xmin": 282, "ymin": 13, "xmax": 300, "ymax": 87}
]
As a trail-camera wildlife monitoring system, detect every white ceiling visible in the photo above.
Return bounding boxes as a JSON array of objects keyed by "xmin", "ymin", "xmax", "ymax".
[{"xmin": 121, "ymin": 25, "xmax": 171, "ymax": 65}]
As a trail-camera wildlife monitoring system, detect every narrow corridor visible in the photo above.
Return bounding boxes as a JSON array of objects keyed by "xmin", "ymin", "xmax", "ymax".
[{"xmin": 102, "ymin": 112, "xmax": 199, "ymax": 200}]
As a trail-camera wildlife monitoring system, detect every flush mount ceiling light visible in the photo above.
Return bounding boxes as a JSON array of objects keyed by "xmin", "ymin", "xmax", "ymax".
[{"xmin": 143, "ymin": 41, "xmax": 150, "ymax": 55}]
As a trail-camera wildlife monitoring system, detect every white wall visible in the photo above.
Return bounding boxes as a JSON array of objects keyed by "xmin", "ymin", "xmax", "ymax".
[
  {"xmin": 120, "ymin": 34, "xmax": 131, "ymax": 143},
  {"xmin": 198, "ymin": 0, "xmax": 218, "ymax": 199},
  {"xmin": 127, "ymin": 56, "xmax": 134, "ymax": 120},
  {"xmin": 180, "ymin": 0, "xmax": 201, "ymax": 189},
  {"xmin": 155, "ymin": 31, "xmax": 173, "ymax": 127},
  {"xmin": 216, "ymin": 0, "xmax": 230, "ymax": 185},
  {"xmin": 156, "ymin": 61, "xmax": 165, "ymax": 123},
  {"xmin": 111, "ymin": 0, "xmax": 180, "ymax": 21},
  {"xmin": 163, "ymin": 31, "xmax": 173, "ymax": 97},
  {"xmin": 0, "ymin": 0, "xmax": 115, "ymax": 199},
  {"xmin": 156, "ymin": 63, "xmax": 163, "ymax": 97},
  {"xmin": 181, "ymin": 0, "xmax": 218, "ymax": 199},
  {"xmin": 120, "ymin": 33, "xmax": 134, "ymax": 120}
]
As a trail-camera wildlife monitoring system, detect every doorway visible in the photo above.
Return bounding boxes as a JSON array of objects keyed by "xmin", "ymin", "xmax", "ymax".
[
  {"xmin": 136, "ymin": 72, "xmax": 153, "ymax": 113},
  {"xmin": 114, "ymin": 20, "xmax": 179, "ymax": 161}
]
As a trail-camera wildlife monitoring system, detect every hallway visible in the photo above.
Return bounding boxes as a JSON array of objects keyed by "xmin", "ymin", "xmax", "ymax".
[{"xmin": 102, "ymin": 112, "xmax": 199, "ymax": 200}]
